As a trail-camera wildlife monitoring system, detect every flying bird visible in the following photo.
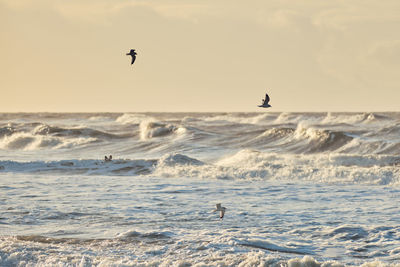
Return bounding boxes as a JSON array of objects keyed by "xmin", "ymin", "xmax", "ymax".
[
  {"xmin": 258, "ymin": 92, "xmax": 271, "ymax": 108},
  {"xmin": 126, "ymin": 49, "xmax": 137, "ymax": 65},
  {"xmin": 213, "ymin": 203, "xmax": 226, "ymax": 220}
]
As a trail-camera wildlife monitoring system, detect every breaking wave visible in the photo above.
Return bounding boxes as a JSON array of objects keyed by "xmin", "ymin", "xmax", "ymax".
[
  {"xmin": 247, "ymin": 124, "xmax": 354, "ymax": 153},
  {"xmin": 1, "ymin": 112, "xmax": 400, "ymax": 183},
  {"xmin": 0, "ymin": 132, "xmax": 98, "ymax": 150},
  {"xmin": 2, "ymin": 151, "xmax": 399, "ymax": 185},
  {"xmin": 0, "ymin": 122, "xmax": 129, "ymax": 150},
  {"xmin": 139, "ymin": 121, "xmax": 187, "ymax": 140},
  {"xmin": 32, "ymin": 124, "xmax": 119, "ymax": 139},
  {"xmin": 1, "ymin": 112, "xmax": 400, "ymax": 155}
]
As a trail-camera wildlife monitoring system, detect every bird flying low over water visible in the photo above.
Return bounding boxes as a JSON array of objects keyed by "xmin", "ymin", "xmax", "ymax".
[
  {"xmin": 213, "ymin": 203, "xmax": 226, "ymax": 219},
  {"xmin": 258, "ymin": 92, "xmax": 271, "ymax": 108},
  {"xmin": 126, "ymin": 49, "xmax": 137, "ymax": 65}
]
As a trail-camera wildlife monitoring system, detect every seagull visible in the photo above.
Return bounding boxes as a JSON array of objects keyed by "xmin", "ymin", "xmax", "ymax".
[
  {"xmin": 258, "ymin": 92, "xmax": 271, "ymax": 108},
  {"xmin": 126, "ymin": 49, "xmax": 137, "ymax": 65},
  {"xmin": 213, "ymin": 203, "xmax": 226, "ymax": 220}
]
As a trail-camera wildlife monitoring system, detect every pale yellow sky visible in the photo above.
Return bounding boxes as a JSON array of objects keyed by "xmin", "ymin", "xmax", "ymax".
[{"xmin": 1, "ymin": 0, "xmax": 399, "ymax": 112}]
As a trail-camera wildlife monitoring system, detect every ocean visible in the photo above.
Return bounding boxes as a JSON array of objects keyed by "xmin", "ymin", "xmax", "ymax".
[{"xmin": 1, "ymin": 112, "xmax": 400, "ymax": 266}]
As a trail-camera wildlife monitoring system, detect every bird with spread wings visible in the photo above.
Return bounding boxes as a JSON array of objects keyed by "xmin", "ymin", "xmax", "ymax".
[{"xmin": 126, "ymin": 49, "xmax": 137, "ymax": 65}]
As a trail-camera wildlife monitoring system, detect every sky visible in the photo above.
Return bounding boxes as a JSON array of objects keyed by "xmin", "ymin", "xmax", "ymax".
[{"xmin": 1, "ymin": 0, "xmax": 400, "ymax": 112}]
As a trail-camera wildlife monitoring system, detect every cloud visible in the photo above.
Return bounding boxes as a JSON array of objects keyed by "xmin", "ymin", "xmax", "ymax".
[
  {"xmin": 254, "ymin": 8, "xmax": 308, "ymax": 30},
  {"xmin": 0, "ymin": 0, "xmax": 215, "ymax": 23},
  {"xmin": 2, "ymin": 0, "xmax": 400, "ymax": 111},
  {"xmin": 312, "ymin": 1, "xmax": 400, "ymax": 31},
  {"xmin": 311, "ymin": 0, "xmax": 400, "ymax": 91}
]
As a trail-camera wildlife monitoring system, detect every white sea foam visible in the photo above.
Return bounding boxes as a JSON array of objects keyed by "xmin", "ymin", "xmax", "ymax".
[
  {"xmin": 1, "ymin": 232, "xmax": 398, "ymax": 266},
  {"xmin": 0, "ymin": 235, "xmax": 350, "ymax": 267},
  {"xmin": 88, "ymin": 115, "xmax": 114, "ymax": 122},
  {"xmin": 294, "ymin": 122, "xmax": 325, "ymax": 140},
  {"xmin": 288, "ymin": 256, "xmax": 344, "ymax": 267},
  {"xmin": 202, "ymin": 113, "xmax": 274, "ymax": 125},
  {"xmin": 0, "ymin": 132, "xmax": 97, "ymax": 151},
  {"xmin": 116, "ymin": 113, "xmax": 153, "ymax": 125},
  {"xmin": 321, "ymin": 112, "xmax": 388, "ymax": 126},
  {"xmin": 1, "ymin": 112, "xmax": 399, "ymax": 156},
  {"xmin": 274, "ymin": 112, "xmax": 322, "ymax": 125},
  {"xmin": 1, "ymin": 150, "xmax": 399, "ymax": 185},
  {"xmin": 1, "ymin": 112, "xmax": 400, "ymax": 266}
]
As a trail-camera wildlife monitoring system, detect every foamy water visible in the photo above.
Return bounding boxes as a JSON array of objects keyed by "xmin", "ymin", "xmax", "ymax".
[{"xmin": 1, "ymin": 112, "xmax": 400, "ymax": 266}]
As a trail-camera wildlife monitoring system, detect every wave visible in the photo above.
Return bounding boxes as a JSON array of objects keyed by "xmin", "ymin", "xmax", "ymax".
[
  {"xmin": 1, "ymin": 151, "xmax": 400, "ymax": 184},
  {"xmin": 1, "ymin": 112, "xmax": 400, "ymax": 163},
  {"xmin": 324, "ymin": 225, "xmax": 369, "ymax": 240},
  {"xmin": 158, "ymin": 153, "xmax": 205, "ymax": 166},
  {"xmin": 374, "ymin": 123, "xmax": 400, "ymax": 137},
  {"xmin": 321, "ymin": 112, "xmax": 389, "ymax": 125},
  {"xmin": 0, "ymin": 122, "xmax": 129, "ymax": 150},
  {"xmin": 239, "ymin": 239, "xmax": 310, "ymax": 255},
  {"xmin": 273, "ymin": 112, "xmax": 392, "ymax": 126},
  {"xmin": 116, "ymin": 229, "xmax": 173, "ymax": 242},
  {"xmin": 116, "ymin": 113, "xmax": 153, "ymax": 125},
  {"xmin": 293, "ymin": 123, "xmax": 354, "ymax": 153},
  {"xmin": 32, "ymin": 124, "xmax": 120, "ymax": 139},
  {"xmin": 244, "ymin": 124, "xmax": 353, "ymax": 154},
  {"xmin": 244, "ymin": 120, "xmax": 400, "ymax": 155},
  {"xmin": 274, "ymin": 112, "xmax": 321, "ymax": 124},
  {"xmin": 0, "ymin": 125, "xmax": 14, "ymax": 137},
  {"xmin": 0, "ymin": 234, "xmax": 396, "ymax": 266},
  {"xmin": 139, "ymin": 121, "xmax": 187, "ymax": 140},
  {"xmin": 0, "ymin": 131, "xmax": 98, "ymax": 150},
  {"xmin": 0, "ymin": 158, "xmax": 157, "ymax": 175},
  {"xmin": 201, "ymin": 113, "xmax": 275, "ymax": 125},
  {"xmin": 0, "ymin": 154, "xmax": 204, "ymax": 176}
]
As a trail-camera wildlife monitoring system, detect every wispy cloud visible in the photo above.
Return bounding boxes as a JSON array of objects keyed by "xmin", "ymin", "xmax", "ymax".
[{"xmin": 2, "ymin": 0, "xmax": 400, "ymax": 111}]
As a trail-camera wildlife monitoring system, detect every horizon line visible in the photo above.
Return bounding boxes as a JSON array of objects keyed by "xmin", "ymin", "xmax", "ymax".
[{"xmin": 0, "ymin": 110, "xmax": 399, "ymax": 114}]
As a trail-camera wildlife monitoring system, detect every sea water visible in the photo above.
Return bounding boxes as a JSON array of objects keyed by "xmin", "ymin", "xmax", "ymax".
[{"xmin": 1, "ymin": 112, "xmax": 400, "ymax": 266}]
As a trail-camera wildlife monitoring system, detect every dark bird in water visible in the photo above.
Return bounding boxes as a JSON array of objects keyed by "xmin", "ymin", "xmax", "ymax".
[
  {"xmin": 126, "ymin": 49, "xmax": 137, "ymax": 65},
  {"xmin": 258, "ymin": 92, "xmax": 271, "ymax": 108}
]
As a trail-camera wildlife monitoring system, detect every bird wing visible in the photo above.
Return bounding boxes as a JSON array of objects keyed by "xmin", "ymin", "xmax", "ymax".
[
  {"xmin": 264, "ymin": 93, "xmax": 270, "ymax": 104},
  {"xmin": 216, "ymin": 203, "xmax": 221, "ymax": 210},
  {"xmin": 131, "ymin": 55, "xmax": 136, "ymax": 65}
]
